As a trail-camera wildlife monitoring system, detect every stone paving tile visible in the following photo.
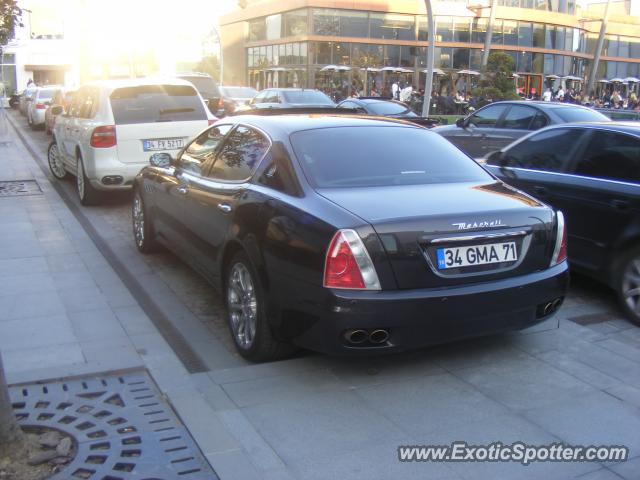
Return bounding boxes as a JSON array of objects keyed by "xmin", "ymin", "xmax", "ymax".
[
  {"xmin": 0, "ymin": 291, "xmax": 66, "ymax": 320},
  {"xmin": 68, "ymin": 307, "xmax": 128, "ymax": 341},
  {"xmin": 0, "ymin": 314, "xmax": 76, "ymax": 349},
  {"xmin": 2, "ymin": 341, "xmax": 85, "ymax": 374}
]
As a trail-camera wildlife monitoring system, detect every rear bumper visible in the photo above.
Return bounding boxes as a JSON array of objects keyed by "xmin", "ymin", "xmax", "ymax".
[
  {"xmin": 32, "ymin": 110, "xmax": 46, "ymax": 125},
  {"xmin": 283, "ymin": 262, "xmax": 569, "ymax": 354},
  {"xmin": 84, "ymin": 149, "xmax": 147, "ymax": 191}
]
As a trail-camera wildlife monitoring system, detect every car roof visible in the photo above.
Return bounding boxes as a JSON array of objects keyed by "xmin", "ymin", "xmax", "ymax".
[
  {"xmin": 225, "ymin": 114, "xmax": 420, "ymax": 136},
  {"xmin": 538, "ymin": 121, "xmax": 640, "ymax": 136},
  {"xmin": 81, "ymin": 77, "xmax": 198, "ymax": 90},
  {"xmin": 487, "ymin": 100, "xmax": 596, "ymax": 111},
  {"xmin": 264, "ymin": 88, "xmax": 323, "ymax": 92}
]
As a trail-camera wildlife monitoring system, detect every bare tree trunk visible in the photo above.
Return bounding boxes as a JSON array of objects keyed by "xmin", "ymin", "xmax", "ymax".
[{"xmin": 0, "ymin": 351, "xmax": 24, "ymax": 457}]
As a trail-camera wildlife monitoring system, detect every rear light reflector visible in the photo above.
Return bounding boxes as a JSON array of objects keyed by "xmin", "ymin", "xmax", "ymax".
[
  {"xmin": 90, "ymin": 125, "xmax": 117, "ymax": 148},
  {"xmin": 35, "ymin": 103, "xmax": 46, "ymax": 110},
  {"xmin": 324, "ymin": 229, "xmax": 381, "ymax": 290},
  {"xmin": 550, "ymin": 211, "xmax": 567, "ymax": 266}
]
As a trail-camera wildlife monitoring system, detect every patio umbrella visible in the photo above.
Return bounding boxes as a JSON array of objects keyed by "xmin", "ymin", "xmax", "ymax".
[
  {"xmin": 457, "ymin": 69, "xmax": 480, "ymax": 76},
  {"xmin": 610, "ymin": 78, "xmax": 625, "ymax": 83},
  {"xmin": 421, "ymin": 68, "xmax": 445, "ymax": 75},
  {"xmin": 597, "ymin": 79, "xmax": 610, "ymax": 83},
  {"xmin": 562, "ymin": 75, "xmax": 582, "ymax": 82},
  {"xmin": 545, "ymin": 74, "xmax": 560, "ymax": 80},
  {"xmin": 320, "ymin": 65, "xmax": 339, "ymax": 72},
  {"xmin": 624, "ymin": 77, "xmax": 640, "ymax": 83}
]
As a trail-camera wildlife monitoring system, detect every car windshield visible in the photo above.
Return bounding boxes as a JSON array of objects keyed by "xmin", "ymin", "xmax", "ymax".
[
  {"xmin": 222, "ymin": 87, "xmax": 257, "ymax": 98},
  {"xmin": 553, "ymin": 107, "xmax": 610, "ymax": 123},
  {"xmin": 179, "ymin": 76, "xmax": 220, "ymax": 98},
  {"xmin": 110, "ymin": 84, "xmax": 207, "ymax": 125},
  {"xmin": 291, "ymin": 126, "xmax": 491, "ymax": 188},
  {"xmin": 368, "ymin": 101, "xmax": 416, "ymax": 116},
  {"xmin": 281, "ymin": 90, "xmax": 335, "ymax": 105}
]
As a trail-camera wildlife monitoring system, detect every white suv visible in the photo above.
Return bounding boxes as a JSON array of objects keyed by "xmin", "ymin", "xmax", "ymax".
[
  {"xmin": 47, "ymin": 78, "xmax": 214, "ymax": 205},
  {"xmin": 27, "ymin": 86, "xmax": 62, "ymax": 129}
]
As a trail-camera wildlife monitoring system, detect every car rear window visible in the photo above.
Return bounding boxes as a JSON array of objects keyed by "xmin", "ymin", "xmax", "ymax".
[
  {"xmin": 178, "ymin": 76, "xmax": 220, "ymax": 98},
  {"xmin": 553, "ymin": 107, "xmax": 610, "ymax": 123},
  {"xmin": 281, "ymin": 90, "xmax": 335, "ymax": 105},
  {"xmin": 291, "ymin": 126, "xmax": 491, "ymax": 188},
  {"xmin": 368, "ymin": 101, "xmax": 415, "ymax": 116},
  {"xmin": 109, "ymin": 85, "xmax": 207, "ymax": 125},
  {"xmin": 38, "ymin": 88, "xmax": 57, "ymax": 100}
]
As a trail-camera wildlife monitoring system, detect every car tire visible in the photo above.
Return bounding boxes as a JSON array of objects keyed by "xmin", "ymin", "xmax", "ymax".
[
  {"xmin": 47, "ymin": 141, "xmax": 68, "ymax": 180},
  {"xmin": 225, "ymin": 251, "xmax": 294, "ymax": 362},
  {"xmin": 614, "ymin": 246, "xmax": 640, "ymax": 326},
  {"xmin": 76, "ymin": 156, "xmax": 100, "ymax": 206},
  {"xmin": 132, "ymin": 188, "xmax": 160, "ymax": 254}
]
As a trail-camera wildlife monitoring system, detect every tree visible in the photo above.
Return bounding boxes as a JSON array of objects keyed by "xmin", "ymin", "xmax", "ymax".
[
  {"xmin": 472, "ymin": 51, "xmax": 520, "ymax": 103},
  {"xmin": 0, "ymin": 0, "xmax": 23, "ymax": 457},
  {"xmin": 195, "ymin": 55, "xmax": 220, "ymax": 84}
]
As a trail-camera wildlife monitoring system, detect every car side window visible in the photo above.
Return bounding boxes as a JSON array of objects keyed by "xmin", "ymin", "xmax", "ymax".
[
  {"xmin": 530, "ymin": 112, "xmax": 549, "ymax": 130},
  {"xmin": 502, "ymin": 105, "xmax": 537, "ymax": 130},
  {"xmin": 180, "ymin": 125, "xmax": 232, "ymax": 175},
  {"xmin": 491, "ymin": 128, "xmax": 585, "ymax": 173},
  {"xmin": 209, "ymin": 126, "xmax": 270, "ymax": 181},
  {"xmin": 468, "ymin": 105, "xmax": 506, "ymax": 128},
  {"xmin": 265, "ymin": 91, "xmax": 279, "ymax": 103},
  {"xmin": 68, "ymin": 90, "xmax": 85, "ymax": 117},
  {"xmin": 572, "ymin": 131, "xmax": 640, "ymax": 184},
  {"xmin": 340, "ymin": 101, "xmax": 357, "ymax": 109},
  {"xmin": 252, "ymin": 91, "xmax": 267, "ymax": 104},
  {"xmin": 79, "ymin": 88, "xmax": 98, "ymax": 119}
]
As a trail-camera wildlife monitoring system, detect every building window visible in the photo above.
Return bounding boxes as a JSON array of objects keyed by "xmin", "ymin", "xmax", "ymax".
[
  {"xmin": 370, "ymin": 13, "xmax": 415, "ymax": 41},
  {"xmin": 248, "ymin": 18, "xmax": 266, "ymax": 41},
  {"xmin": 452, "ymin": 48, "xmax": 470, "ymax": 69},
  {"xmin": 384, "ymin": 45, "xmax": 400, "ymax": 66},
  {"xmin": 399, "ymin": 46, "xmax": 415, "ymax": 67},
  {"xmin": 471, "ymin": 18, "xmax": 488, "ymax": 44},
  {"xmin": 266, "ymin": 14, "xmax": 282, "ymax": 40},
  {"xmin": 436, "ymin": 17, "xmax": 453, "ymax": 42},
  {"xmin": 503, "ymin": 21, "xmax": 518, "ymax": 46},
  {"xmin": 283, "ymin": 9, "xmax": 308, "ymax": 36},
  {"xmin": 332, "ymin": 42, "xmax": 351, "ymax": 65},
  {"xmin": 452, "ymin": 18, "xmax": 470, "ymax": 43},
  {"xmin": 518, "ymin": 22, "xmax": 533, "ymax": 48},
  {"xmin": 312, "ymin": 9, "xmax": 368, "ymax": 37},
  {"xmin": 351, "ymin": 44, "xmax": 383, "ymax": 67}
]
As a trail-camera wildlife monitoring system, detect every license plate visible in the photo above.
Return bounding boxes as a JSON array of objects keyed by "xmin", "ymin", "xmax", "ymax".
[
  {"xmin": 143, "ymin": 138, "xmax": 184, "ymax": 151},
  {"xmin": 436, "ymin": 242, "xmax": 517, "ymax": 270}
]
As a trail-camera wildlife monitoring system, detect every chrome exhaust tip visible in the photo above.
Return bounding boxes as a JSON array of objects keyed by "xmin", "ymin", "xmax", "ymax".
[
  {"xmin": 552, "ymin": 298, "xmax": 563, "ymax": 310},
  {"xmin": 543, "ymin": 302, "xmax": 555, "ymax": 316},
  {"xmin": 369, "ymin": 329, "xmax": 389, "ymax": 344},
  {"xmin": 344, "ymin": 329, "xmax": 368, "ymax": 344}
]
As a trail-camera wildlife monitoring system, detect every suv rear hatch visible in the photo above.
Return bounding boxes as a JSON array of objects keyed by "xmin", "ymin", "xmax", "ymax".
[{"xmin": 109, "ymin": 84, "xmax": 209, "ymax": 164}]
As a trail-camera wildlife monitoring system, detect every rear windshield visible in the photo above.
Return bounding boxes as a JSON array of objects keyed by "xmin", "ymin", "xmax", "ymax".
[
  {"xmin": 221, "ymin": 87, "xmax": 257, "ymax": 98},
  {"xmin": 291, "ymin": 126, "xmax": 491, "ymax": 188},
  {"xmin": 368, "ymin": 101, "xmax": 416, "ymax": 116},
  {"xmin": 109, "ymin": 85, "xmax": 207, "ymax": 125},
  {"xmin": 281, "ymin": 90, "xmax": 334, "ymax": 105},
  {"xmin": 38, "ymin": 88, "xmax": 57, "ymax": 100},
  {"xmin": 178, "ymin": 76, "xmax": 220, "ymax": 98},
  {"xmin": 553, "ymin": 107, "xmax": 610, "ymax": 123}
]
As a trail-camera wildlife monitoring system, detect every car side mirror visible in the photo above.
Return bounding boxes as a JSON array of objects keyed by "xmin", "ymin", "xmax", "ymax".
[
  {"xmin": 486, "ymin": 150, "xmax": 503, "ymax": 166},
  {"xmin": 51, "ymin": 106, "xmax": 63, "ymax": 115},
  {"xmin": 149, "ymin": 153, "xmax": 173, "ymax": 168},
  {"xmin": 455, "ymin": 117, "xmax": 466, "ymax": 128}
]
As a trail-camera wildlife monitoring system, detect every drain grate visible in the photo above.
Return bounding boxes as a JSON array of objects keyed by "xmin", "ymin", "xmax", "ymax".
[
  {"xmin": 0, "ymin": 179, "xmax": 42, "ymax": 197},
  {"xmin": 10, "ymin": 371, "xmax": 218, "ymax": 480}
]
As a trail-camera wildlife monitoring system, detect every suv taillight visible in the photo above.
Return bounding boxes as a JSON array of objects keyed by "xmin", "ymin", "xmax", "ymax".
[
  {"xmin": 90, "ymin": 125, "xmax": 117, "ymax": 148},
  {"xmin": 35, "ymin": 103, "xmax": 46, "ymax": 110},
  {"xmin": 323, "ymin": 229, "xmax": 381, "ymax": 290},
  {"xmin": 550, "ymin": 211, "xmax": 567, "ymax": 266}
]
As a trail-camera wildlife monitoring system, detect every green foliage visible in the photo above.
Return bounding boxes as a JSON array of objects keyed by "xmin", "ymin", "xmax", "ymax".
[
  {"xmin": 195, "ymin": 55, "xmax": 221, "ymax": 83},
  {"xmin": 0, "ymin": 0, "xmax": 22, "ymax": 47},
  {"xmin": 472, "ymin": 51, "xmax": 520, "ymax": 101}
]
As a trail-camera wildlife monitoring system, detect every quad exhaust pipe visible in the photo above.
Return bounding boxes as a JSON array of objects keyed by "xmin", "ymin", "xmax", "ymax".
[
  {"xmin": 542, "ymin": 298, "xmax": 563, "ymax": 316},
  {"xmin": 344, "ymin": 329, "xmax": 390, "ymax": 345}
]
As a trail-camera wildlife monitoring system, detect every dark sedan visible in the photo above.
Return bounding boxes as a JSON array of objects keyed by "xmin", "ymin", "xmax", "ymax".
[
  {"xmin": 216, "ymin": 86, "xmax": 258, "ymax": 117},
  {"xmin": 132, "ymin": 115, "xmax": 568, "ymax": 361},
  {"xmin": 337, "ymin": 97, "xmax": 439, "ymax": 127},
  {"xmin": 432, "ymin": 101, "xmax": 610, "ymax": 159},
  {"xmin": 485, "ymin": 122, "xmax": 640, "ymax": 325}
]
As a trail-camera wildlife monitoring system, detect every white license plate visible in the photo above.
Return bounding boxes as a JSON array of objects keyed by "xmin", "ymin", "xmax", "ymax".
[
  {"xmin": 436, "ymin": 242, "xmax": 518, "ymax": 270},
  {"xmin": 143, "ymin": 138, "xmax": 184, "ymax": 151}
]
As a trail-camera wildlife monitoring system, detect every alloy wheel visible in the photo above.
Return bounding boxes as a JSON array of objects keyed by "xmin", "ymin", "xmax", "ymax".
[
  {"xmin": 622, "ymin": 255, "xmax": 640, "ymax": 319},
  {"xmin": 132, "ymin": 194, "xmax": 145, "ymax": 248},
  {"xmin": 227, "ymin": 263, "xmax": 258, "ymax": 349},
  {"xmin": 48, "ymin": 143, "xmax": 66, "ymax": 179}
]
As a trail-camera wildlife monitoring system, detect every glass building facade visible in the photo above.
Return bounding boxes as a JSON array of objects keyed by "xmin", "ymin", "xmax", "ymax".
[{"xmin": 239, "ymin": 5, "xmax": 640, "ymax": 96}]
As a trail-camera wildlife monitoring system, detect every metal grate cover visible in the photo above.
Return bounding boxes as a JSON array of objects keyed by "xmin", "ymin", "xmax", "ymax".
[
  {"xmin": 0, "ymin": 180, "xmax": 42, "ymax": 197},
  {"xmin": 10, "ymin": 371, "xmax": 218, "ymax": 480}
]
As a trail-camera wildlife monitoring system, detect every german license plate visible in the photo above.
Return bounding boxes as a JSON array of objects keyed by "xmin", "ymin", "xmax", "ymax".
[
  {"xmin": 437, "ymin": 242, "xmax": 517, "ymax": 270},
  {"xmin": 143, "ymin": 138, "xmax": 184, "ymax": 151}
]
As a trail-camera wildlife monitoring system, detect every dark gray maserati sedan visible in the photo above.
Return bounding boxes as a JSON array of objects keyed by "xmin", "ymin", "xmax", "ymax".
[{"xmin": 132, "ymin": 114, "xmax": 568, "ymax": 361}]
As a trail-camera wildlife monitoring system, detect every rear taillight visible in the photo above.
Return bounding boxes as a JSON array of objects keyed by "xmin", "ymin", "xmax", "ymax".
[
  {"xmin": 550, "ymin": 211, "xmax": 567, "ymax": 266},
  {"xmin": 35, "ymin": 103, "xmax": 46, "ymax": 110},
  {"xmin": 324, "ymin": 229, "xmax": 381, "ymax": 290},
  {"xmin": 90, "ymin": 125, "xmax": 117, "ymax": 148}
]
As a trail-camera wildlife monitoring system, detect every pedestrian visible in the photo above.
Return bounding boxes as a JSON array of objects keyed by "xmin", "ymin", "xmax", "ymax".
[
  {"xmin": 542, "ymin": 88, "xmax": 552, "ymax": 102},
  {"xmin": 392, "ymin": 81, "xmax": 399, "ymax": 100}
]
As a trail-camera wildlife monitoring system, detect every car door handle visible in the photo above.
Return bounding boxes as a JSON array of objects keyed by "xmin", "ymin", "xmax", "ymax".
[
  {"xmin": 610, "ymin": 199, "xmax": 630, "ymax": 211},
  {"xmin": 176, "ymin": 186, "xmax": 188, "ymax": 195},
  {"xmin": 533, "ymin": 186, "xmax": 549, "ymax": 197},
  {"xmin": 217, "ymin": 203, "xmax": 232, "ymax": 213}
]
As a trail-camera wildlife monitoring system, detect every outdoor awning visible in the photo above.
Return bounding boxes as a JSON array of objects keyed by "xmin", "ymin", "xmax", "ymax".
[
  {"xmin": 458, "ymin": 69, "xmax": 480, "ymax": 76},
  {"xmin": 24, "ymin": 64, "xmax": 71, "ymax": 72},
  {"xmin": 421, "ymin": 68, "xmax": 445, "ymax": 75},
  {"xmin": 623, "ymin": 77, "xmax": 640, "ymax": 83},
  {"xmin": 609, "ymin": 77, "xmax": 625, "ymax": 83}
]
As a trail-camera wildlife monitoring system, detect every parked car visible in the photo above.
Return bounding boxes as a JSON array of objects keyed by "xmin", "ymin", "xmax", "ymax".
[
  {"xmin": 432, "ymin": 101, "xmax": 610, "ymax": 158},
  {"xmin": 47, "ymin": 78, "xmax": 214, "ymax": 205},
  {"xmin": 244, "ymin": 88, "xmax": 335, "ymax": 110},
  {"xmin": 45, "ymin": 88, "xmax": 76, "ymax": 135},
  {"xmin": 9, "ymin": 90, "xmax": 21, "ymax": 109},
  {"xmin": 27, "ymin": 86, "xmax": 62, "ymax": 129},
  {"xmin": 216, "ymin": 86, "xmax": 258, "ymax": 117},
  {"xmin": 19, "ymin": 85, "xmax": 37, "ymax": 116},
  {"xmin": 176, "ymin": 72, "xmax": 221, "ymax": 115},
  {"xmin": 337, "ymin": 97, "xmax": 440, "ymax": 127},
  {"xmin": 485, "ymin": 122, "xmax": 640, "ymax": 325},
  {"xmin": 132, "ymin": 114, "xmax": 568, "ymax": 361}
]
